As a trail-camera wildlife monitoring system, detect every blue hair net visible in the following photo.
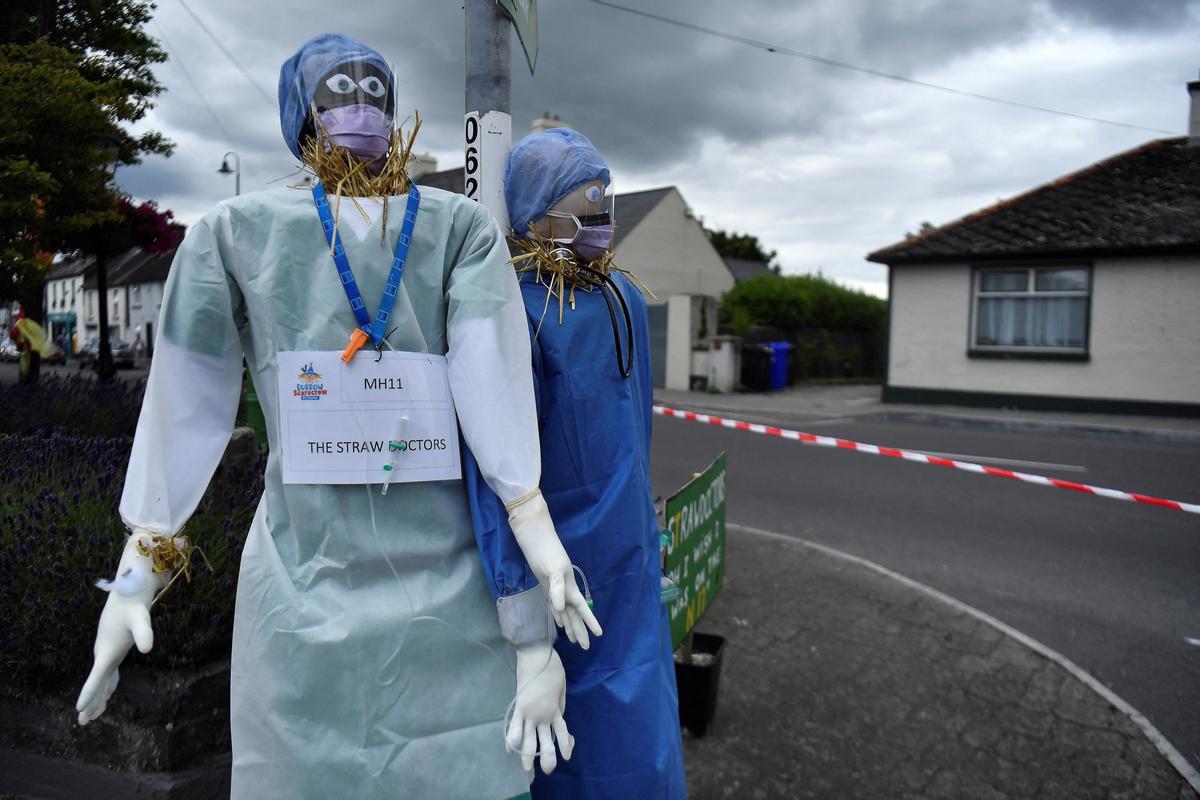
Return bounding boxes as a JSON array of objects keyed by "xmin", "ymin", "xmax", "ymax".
[
  {"xmin": 505, "ymin": 128, "xmax": 611, "ymax": 236},
  {"xmin": 278, "ymin": 33, "xmax": 393, "ymax": 160}
]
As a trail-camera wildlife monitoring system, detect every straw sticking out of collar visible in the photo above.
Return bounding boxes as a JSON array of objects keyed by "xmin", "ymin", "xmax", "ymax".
[{"xmin": 508, "ymin": 229, "xmax": 656, "ymax": 337}]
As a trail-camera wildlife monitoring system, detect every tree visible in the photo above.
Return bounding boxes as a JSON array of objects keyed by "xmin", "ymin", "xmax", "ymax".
[
  {"xmin": 3, "ymin": 0, "xmax": 166, "ymax": 113},
  {"xmin": 904, "ymin": 220, "xmax": 936, "ymax": 240},
  {"xmin": 705, "ymin": 227, "xmax": 779, "ymax": 271},
  {"xmin": 0, "ymin": 1, "xmax": 170, "ymax": 316}
]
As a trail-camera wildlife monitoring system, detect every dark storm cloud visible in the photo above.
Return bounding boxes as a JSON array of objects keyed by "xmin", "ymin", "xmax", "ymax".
[
  {"xmin": 119, "ymin": 1, "xmax": 470, "ymax": 207},
  {"xmin": 1047, "ymin": 0, "xmax": 1199, "ymax": 29},
  {"xmin": 506, "ymin": 0, "xmax": 1052, "ymax": 173},
  {"xmin": 112, "ymin": 0, "xmax": 1196, "ymax": 293},
  {"xmin": 127, "ymin": 0, "xmax": 1173, "ymax": 194}
]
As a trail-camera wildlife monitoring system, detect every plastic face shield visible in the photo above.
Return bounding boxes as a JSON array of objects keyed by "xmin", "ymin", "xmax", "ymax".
[
  {"xmin": 311, "ymin": 57, "xmax": 395, "ymax": 117},
  {"xmin": 542, "ymin": 188, "xmax": 615, "ymax": 246}
]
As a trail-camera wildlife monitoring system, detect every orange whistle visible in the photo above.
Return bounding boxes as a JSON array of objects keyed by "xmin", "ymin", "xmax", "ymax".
[{"xmin": 341, "ymin": 328, "xmax": 371, "ymax": 363}]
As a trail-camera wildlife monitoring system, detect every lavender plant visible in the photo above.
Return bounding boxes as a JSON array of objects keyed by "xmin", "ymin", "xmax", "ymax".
[
  {"xmin": 0, "ymin": 373, "xmax": 146, "ymax": 438},
  {"xmin": 0, "ymin": 429, "xmax": 263, "ymax": 691}
]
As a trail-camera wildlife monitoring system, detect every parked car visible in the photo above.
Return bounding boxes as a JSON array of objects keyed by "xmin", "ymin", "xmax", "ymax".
[
  {"xmin": 77, "ymin": 336, "xmax": 134, "ymax": 369},
  {"xmin": 0, "ymin": 340, "xmax": 18, "ymax": 362},
  {"xmin": 76, "ymin": 337, "xmax": 98, "ymax": 368}
]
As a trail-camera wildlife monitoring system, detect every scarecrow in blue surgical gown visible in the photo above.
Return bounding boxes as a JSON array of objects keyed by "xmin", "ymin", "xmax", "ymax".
[
  {"xmin": 74, "ymin": 34, "xmax": 600, "ymax": 800},
  {"xmin": 464, "ymin": 128, "xmax": 688, "ymax": 799}
]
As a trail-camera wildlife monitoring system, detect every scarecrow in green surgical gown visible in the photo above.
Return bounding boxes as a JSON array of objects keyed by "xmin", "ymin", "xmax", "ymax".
[{"xmin": 75, "ymin": 33, "xmax": 600, "ymax": 800}]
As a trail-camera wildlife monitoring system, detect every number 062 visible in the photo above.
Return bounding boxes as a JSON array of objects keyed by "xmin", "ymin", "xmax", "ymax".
[{"xmin": 464, "ymin": 115, "xmax": 480, "ymax": 199}]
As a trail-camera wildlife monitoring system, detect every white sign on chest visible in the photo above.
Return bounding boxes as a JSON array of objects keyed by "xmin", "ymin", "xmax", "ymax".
[{"xmin": 276, "ymin": 350, "xmax": 461, "ymax": 485}]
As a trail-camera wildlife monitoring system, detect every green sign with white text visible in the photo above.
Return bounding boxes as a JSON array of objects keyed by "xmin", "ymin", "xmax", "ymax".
[
  {"xmin": 498, "ymin": 0, "xmax": 538, "ymax": 74},
  {"xmin": 663, "ymin": 453, "xmax": 727, "ymax": 648}
]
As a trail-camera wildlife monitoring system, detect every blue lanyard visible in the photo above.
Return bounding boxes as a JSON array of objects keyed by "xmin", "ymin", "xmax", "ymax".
[{"xmin": 311, "ymin": 181, "xmax": 421, "ymax": 347}]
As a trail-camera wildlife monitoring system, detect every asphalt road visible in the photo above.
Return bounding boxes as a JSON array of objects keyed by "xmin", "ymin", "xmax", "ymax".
[{"xmin": 649, "ymin": 412, "xmax": 1200, "ymax": 770}]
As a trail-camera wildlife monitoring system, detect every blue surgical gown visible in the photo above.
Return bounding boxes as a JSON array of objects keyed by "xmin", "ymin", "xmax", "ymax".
[{"xmin": 464, "ymin": 272, "xmax": 688, "ymax": 799}]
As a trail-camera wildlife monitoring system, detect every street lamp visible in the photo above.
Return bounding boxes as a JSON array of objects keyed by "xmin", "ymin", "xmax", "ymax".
[{"xmin": 218, "ymin": 151, "xmax": 240, "ymax": 196}]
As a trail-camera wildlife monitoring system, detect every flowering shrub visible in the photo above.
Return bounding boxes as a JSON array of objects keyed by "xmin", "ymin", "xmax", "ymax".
[
  {"xmin": 68, "ymin": 194, "xmax": 184, "ymax": 258},
  {"xmin": 117, "ymin": 197, "xmax": 184, "ymax": 254},
  {"xmin": 0, "ymin": 428, "xmax": 263, "ymax": 690}
]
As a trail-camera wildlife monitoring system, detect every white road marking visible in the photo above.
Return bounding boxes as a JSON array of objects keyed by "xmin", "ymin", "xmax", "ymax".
[{"xmin": 726, "ymin": 523, "xmax": 1200, "ymax": 794}]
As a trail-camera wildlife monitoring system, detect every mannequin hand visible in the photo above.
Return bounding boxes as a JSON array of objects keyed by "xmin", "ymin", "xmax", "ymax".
[
  {"xmin": 506, "ymin": 642, "xmax": 572, "ymax": 774},
  {"xmin": 506, "ymin": 490, "xmax": 603, "ymax": 649},
  {"xmin": 76, "ymin": 529, "xmax": 165, "ymax": 725}
]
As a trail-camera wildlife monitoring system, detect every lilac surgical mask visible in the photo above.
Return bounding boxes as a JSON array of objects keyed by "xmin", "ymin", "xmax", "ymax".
[
  {"xmin": 316, "ymin": 104, "xmax": 392, "ymax": 161},
  {"xmin": 544, "ymin": 209, "xmax": 614, "ymax": 261},
  {"xmin": 572, "ymin": 225, "xmax": 614, "ymax": 261}
]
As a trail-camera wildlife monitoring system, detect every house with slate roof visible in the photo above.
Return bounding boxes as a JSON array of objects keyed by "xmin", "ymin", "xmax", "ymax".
[
  {"xmin": 867, "ymin": 76, "xmax": 1200, "ymax": 416},
  {"xmin": 421, "ymin": 167, "xmax": 734, "ymax": 389},
  {"xmin": 42, "ymin": 254, "xmax": 93, "ymax": 355},
  {"xmin": 723, "ymin": 256, "xmax": 773, "ymax": 284},
  {"xmin": 47, "ymin": 245, "xmax": 177, "ymax": 357}
]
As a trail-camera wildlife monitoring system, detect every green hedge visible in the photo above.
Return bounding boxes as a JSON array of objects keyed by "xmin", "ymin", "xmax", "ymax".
[
  {"xmin": 722, "ymin": 273, "xmax": 886, "ymax": 335},
  {"xmin": 723, "ymin": 274, "xmax": 887, "ymax": 380}
]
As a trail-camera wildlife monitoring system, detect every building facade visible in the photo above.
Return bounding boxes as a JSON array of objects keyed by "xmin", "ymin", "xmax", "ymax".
[
  {"xmin": 870, "ymin": 133, "xmax": 1200, "ymax": 416},
  {"xmin": 46, "ymin": 247, "xmax": 174, "ymax": 356}
]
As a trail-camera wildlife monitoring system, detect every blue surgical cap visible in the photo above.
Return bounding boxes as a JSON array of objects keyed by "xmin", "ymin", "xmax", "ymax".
[
  {"xmin": 278, "ymin": 33, "xmax": 393, "ymax": 160},
  {"xmin": 505, "ymin": 128, "xmax": 611, "ymax": 236}
]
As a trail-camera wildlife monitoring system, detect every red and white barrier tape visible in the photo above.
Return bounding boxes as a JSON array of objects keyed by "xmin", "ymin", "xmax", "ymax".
[{"xmin": 653, "ymin": 405, "xmax": 1200, "ymax": 515}]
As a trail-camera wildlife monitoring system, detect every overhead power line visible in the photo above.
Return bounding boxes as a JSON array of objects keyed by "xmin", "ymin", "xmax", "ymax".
[
  {"xmin": 176, "ymin": 0, "xmax": 276, "ymax": 107},
  {"xmin": 154, "ymin": 20, "xmax": 237, "ymax": 147},
  {"xmin": 586, "ymin": 0, "xmax": 1182, "ymax": 136},
  {"xmin": 154, "ymin": 19, "xmax": 265, "ymax": 182}
]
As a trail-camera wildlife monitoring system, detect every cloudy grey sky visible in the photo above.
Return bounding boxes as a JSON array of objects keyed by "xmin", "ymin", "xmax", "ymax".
[{"xmin": 118, "ymin": 0, "xmax": 1200, "ymax": 297}]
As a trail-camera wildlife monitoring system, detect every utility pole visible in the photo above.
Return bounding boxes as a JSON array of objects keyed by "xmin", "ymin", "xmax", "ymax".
[
  {"xmin": 465, "ymin": 0, "xmax": 511, "ymax": 116},
  {"xmin": 464, "ymin": 0, "xmax": 513, "ymax": 230},
  {"xmin": 95, "ymin": 137, "xmax": 122, "ymax": 384},
  {"xmin": 95, "ymin": 251, "xmax": 116, "ymax": 383}
]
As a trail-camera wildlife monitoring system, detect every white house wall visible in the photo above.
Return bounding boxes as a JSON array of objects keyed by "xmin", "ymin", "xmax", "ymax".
[
  {"xmin": 126, "ymin": 282, "xmax": 165, "ymax": 350},
  {"xmin": 616, "ymin": 189, "xmax": 735, "ymax": 389},
  {"xmin": 42, "ymin": 275, "xmax": 87, "ymax": 348},
  {"xmin": 888, "ymin": 256, "xmax": 1200, "ymax": 404},
  {"xmin": 665, "ymin": 294, "xmax": 693, "ymax": 390},
  {"xmin": 80, "ymin": 286, "xmax": 128, "ymax": 340},
  {"xmin": 109, "ymin": 287, "xmax": 127, "ymax": 341},
  {"xmin": 616, "ymin": 189, "xmax": 735, "ymax": 299}
]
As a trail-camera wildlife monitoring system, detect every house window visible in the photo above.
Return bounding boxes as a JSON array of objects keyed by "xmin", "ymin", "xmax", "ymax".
[
  {"xmin": 972, "ymin": 266, "xmax": 1089, "ymax": 354},
  {"xmin": 131, "ymin": 285, "xmax": 142, "ymax": 307}
]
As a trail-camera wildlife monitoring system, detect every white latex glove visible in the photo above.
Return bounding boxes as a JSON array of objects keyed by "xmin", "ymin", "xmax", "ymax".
[
  {"xmin": 506, "ymin": 642, "xmax": 573, "ymax": 774},
  {"xmin": 506, "ymin": 490, "xmax": 603, "ymax": 649},
  {"xmin": 76, "ymin": 529, "xmax": 167, "ymax": 725}
]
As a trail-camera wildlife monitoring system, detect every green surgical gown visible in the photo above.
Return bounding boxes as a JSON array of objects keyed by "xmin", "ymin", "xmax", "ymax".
[{"xmin": 118, "ymin": 185, "xmax": 537, "ymax": 799}]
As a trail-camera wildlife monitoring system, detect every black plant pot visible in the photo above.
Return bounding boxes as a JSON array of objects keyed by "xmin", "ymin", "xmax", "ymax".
[{"xmin": 674, "ymin": 632, "xmax": 726, "ymax": 737}]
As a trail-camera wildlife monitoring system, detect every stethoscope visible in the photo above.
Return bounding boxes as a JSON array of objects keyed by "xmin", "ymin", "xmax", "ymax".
[
  {"xmin": 544, "ymin": 206, "xmax": 634, "ymax": 380},
  {"xmin": 578, "ymin": 263, "xmax": 634, "ymax": 380},
  {"xmin": 544, "ymin": 243, "xmax": 633, "ymax": 379}
]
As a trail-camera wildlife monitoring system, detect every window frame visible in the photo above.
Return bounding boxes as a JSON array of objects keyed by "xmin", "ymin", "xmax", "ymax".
[{"xmin": 968, "ymin": 263, "xmax": 1092, "ymax": 360}]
